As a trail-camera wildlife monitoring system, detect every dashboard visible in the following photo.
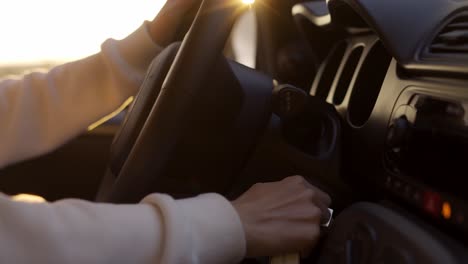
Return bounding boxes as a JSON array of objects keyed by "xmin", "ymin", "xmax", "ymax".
[{"xmin": 289, "ymin": 0, "xmax": 468, "ymax": 262}]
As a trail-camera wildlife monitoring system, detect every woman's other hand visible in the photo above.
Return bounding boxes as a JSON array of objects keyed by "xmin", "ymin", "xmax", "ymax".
[{"xmin": 231, "ymin": 176, "xmax": 332, "ymax": 257}]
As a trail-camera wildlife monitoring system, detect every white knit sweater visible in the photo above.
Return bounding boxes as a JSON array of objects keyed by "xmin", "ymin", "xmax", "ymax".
[{"xmin": 0, "ymin": 23, "xmax": 246, "ymax": 263}]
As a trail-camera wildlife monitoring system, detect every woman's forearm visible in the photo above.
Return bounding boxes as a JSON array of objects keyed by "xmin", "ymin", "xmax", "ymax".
[
  {"xmin": 0, "ymin": 23, "xmax": 161, "ymax": 168},
  {"xmin": 0, "ymin": 192, "xmax": 245, "ymax": 263}
]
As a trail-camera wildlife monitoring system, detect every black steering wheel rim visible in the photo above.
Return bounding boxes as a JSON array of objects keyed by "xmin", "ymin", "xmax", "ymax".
[{"xmin": 97, "ymin": 0, "xmax": 274, "ymax": 203}]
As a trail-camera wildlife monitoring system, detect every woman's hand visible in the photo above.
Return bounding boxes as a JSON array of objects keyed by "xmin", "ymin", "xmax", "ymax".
[
  {"xmin": 148, "ymin": 0, "xmax": 199, "ymax": 46},
  {"xmin": 231, "ymin": 176, "xmax": 332, "ymax": 257}
]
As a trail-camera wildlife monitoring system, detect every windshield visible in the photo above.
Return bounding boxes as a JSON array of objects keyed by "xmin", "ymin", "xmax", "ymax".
[{"xmin": 0, "ymin": 0, "xmax": 165, "ymax": 75}]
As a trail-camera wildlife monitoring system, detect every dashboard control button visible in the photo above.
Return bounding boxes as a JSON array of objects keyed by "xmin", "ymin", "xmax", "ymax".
[
  {"xmin": 272, "ymin": 84, "xmax": 308, "ymax": 118},
  {"xmin": 423, "ymin": 191, "xmax": 442, "ymax": 217},
  {"xmin": 387, "ymin": 116, "xmax": 411, "ymax": 148}
]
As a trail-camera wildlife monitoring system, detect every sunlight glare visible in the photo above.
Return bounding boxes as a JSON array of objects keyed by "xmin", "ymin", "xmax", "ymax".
[
  {"xmin": 12, "ymin": 194, "xmax": 46, "ymax": 203},
  {"xmin": 241, "ymin": 0, "xmax": 255, "ymax": 5},
  {"xmin": 0, "ymin": 0, "xmax": 166, "ymax": 65}
]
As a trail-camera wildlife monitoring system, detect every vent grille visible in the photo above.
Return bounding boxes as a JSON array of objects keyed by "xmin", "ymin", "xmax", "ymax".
[
  {"xmin": 312, "ymin": 42, "xmax": 346, "ymax": 99},
  {"xmin": 430, "ymin": 14, "xmax": 468, "ymax": 54}
]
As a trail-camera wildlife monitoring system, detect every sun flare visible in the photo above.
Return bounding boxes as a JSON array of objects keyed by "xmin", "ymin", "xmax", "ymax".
[{"xmin": 241, "ymin": 0, "xmax": 255, "ymax": 5}]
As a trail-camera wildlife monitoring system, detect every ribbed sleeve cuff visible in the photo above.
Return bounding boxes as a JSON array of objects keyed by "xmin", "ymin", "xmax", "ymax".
[{"xmin": 142, "ymin": 193, "xmax": 246, "ymax": 264}]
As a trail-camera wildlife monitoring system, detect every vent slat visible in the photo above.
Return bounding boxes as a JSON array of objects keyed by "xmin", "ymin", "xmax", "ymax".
[
  {"xmin": 437, "ymin": 30, "xmax": 468, "ymax": 44},
  {"xmin": 430, "ymin": 43, "xmax": 468, "ymax": 53},
  {"xmin": 429, "ymin": 15, "xmax": 468, "ymax": 55},
  {"xmin": 452, "ymin": 16, "xmax": 468, "ymax": 23},
  {"xmin": 446, "ymin": 22, "xmax": 468, "ymax": 30}
]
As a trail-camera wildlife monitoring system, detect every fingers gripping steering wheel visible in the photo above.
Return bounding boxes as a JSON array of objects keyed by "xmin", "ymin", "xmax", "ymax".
[{"xmin": 96, "ymin": 0, "xmax": 275, "ymax": 203}]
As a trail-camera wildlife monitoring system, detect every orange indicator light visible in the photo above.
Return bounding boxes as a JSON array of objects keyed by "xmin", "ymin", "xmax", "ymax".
[{"xmin": 442, "ymin": 202, "xmax": 452, "ymax": 220}]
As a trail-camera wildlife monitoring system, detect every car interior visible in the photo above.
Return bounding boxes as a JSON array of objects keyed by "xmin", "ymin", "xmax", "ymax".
[{"xmin": 0, "ymin": 0, "xmax": 467, "ymax": 263}]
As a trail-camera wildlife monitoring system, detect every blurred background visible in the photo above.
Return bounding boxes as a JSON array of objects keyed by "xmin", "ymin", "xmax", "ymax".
[{"xmin": 0, "ymin": 0, "xmax": 165, "ymax": 75}]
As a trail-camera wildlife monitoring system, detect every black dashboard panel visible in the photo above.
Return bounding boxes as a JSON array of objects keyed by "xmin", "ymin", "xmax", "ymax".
[
  {"xmin": 295, "ymin": 0, "xmax": 468, "ymax": 261},
  {"xmin": 328, "ymin": 0, "xmax": 468, "ymax": 75},
  {"xmin": 386, "ymin": 91, "xmax": 468, "ymax": 200}
]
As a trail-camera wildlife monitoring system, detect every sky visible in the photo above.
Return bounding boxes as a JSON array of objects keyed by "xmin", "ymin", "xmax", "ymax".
[{"xmin": 0, "ymin": 0, "xmax": 166, "ymax": 65}]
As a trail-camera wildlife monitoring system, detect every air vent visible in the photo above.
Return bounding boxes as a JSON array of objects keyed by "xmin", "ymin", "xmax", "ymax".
[
  {"xmin": 333, "ymin": 46, "xmax": 363, "ymax": 105},
  {"xmin": 312, "ymin": 42, "xmax": 346, "ymax": 99},
  {"xmin": 430, "ymin": 13, "xmax": 468, "ymax": 54},
  {"xmin": 348, "ymin": 41, "xmax": 391, "ymax": 127}
]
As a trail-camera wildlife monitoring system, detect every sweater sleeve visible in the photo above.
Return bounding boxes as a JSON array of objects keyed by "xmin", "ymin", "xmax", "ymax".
[
  {"xmin": 0, "ymin": 193, "xmax": 246, "ymax": 264},
  {"xmin": 0, "ymin": 22, "xmax": 162, "ymax": 168}
]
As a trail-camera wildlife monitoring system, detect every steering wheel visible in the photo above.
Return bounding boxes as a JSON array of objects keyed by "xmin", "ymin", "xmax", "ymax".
[{"xmin": 96, "ymin": 0, "xmax": 275, "ymax": 203}]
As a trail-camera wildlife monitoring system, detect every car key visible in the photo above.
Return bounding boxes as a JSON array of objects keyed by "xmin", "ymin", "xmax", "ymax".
[{"xmin": 269, "ymin": 208, "xmax": 334, "ymax": 264}]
